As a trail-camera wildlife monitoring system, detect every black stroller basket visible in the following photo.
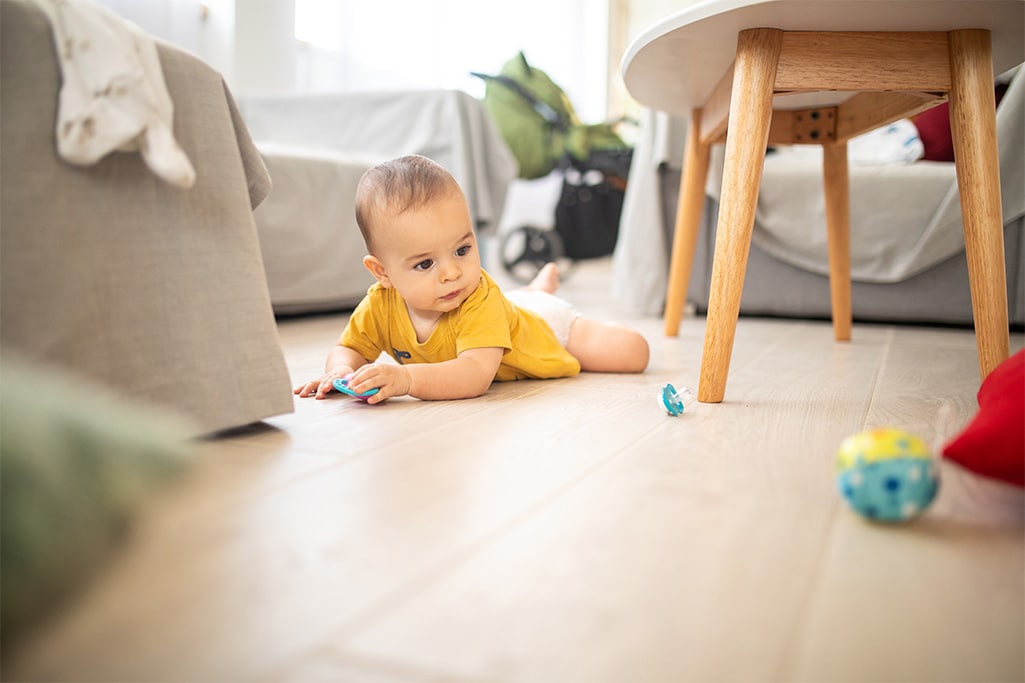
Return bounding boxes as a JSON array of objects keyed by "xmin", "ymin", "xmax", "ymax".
[{"xmin": 555, "ymin": 147, "xmax": 633, "ymax": 260}]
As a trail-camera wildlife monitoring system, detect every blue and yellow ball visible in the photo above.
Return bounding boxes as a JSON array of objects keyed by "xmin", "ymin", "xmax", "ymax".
[{"xmin": 836, "ymin": 428, "xmax": 939, "ymax": 523}]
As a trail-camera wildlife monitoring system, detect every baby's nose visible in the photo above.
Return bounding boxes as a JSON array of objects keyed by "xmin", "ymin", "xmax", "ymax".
[{"xmin": 441, "ymin": 260, "xmax": 461, "ymax": 281}]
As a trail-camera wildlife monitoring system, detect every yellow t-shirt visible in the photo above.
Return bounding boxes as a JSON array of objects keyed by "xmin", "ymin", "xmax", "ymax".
[{"xmin": 340, "ymin": 270, "xmax": 581, "ymax": 381}]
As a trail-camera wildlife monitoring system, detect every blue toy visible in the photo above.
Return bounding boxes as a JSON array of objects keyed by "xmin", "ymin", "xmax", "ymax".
[
  {"xmin": 333, "ymin": 377, "xmax": 379, "ymax": 400},
  {"xmin": 836, "ymin": 427, "xmax": 940, "ymax": 523}
]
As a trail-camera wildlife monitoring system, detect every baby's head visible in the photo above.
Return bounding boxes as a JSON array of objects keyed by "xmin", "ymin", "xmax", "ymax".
[
  {"xmin": 355, "ymin": 155, "xmax": 481, "ymax": 317},
  {"xmin": 355, "ymin": 155, "xmax": 465, "ymax": 255}
]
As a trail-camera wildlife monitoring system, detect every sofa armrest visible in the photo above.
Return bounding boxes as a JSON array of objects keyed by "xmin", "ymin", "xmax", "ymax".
[{"xmin": 0, "ymin": 0, "xmax": 293, "ymax": 435}]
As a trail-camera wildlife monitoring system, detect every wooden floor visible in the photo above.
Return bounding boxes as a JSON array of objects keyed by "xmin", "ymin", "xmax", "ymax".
[{"xmin": 7, "ymin": 258, "xmax": 1024, "ymax": 682}]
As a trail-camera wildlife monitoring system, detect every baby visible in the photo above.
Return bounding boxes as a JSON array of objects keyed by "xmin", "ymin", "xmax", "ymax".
[{"xmin": 295, "ymin": 155, "xmax": 649, "ymax": 404}]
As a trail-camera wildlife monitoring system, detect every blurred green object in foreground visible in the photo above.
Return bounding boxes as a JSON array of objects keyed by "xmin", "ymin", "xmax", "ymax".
[{"xmin": 1, "ymin": 355, "xmax": 195, "ymax": 642}]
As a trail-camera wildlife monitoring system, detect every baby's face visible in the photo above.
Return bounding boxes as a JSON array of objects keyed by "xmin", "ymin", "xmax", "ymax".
[{"xmin": 371, "ymin": 190, "xmax": 481, "ymax": 319}]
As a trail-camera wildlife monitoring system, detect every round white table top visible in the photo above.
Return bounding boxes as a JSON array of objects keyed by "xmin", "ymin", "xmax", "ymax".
[{"xmin": 621, "ymin": 0, "xmax": 1025, "ymax": 117}]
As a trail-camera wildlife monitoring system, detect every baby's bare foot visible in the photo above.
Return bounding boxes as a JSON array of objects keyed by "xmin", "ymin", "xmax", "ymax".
[{"xmin": 525, "ymin": 262, "xmax": 559, "ymax": 294}]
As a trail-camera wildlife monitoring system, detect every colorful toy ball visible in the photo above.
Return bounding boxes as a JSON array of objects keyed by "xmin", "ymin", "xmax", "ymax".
[{"xmin": 836, "ymin": 427, "xmax": 940, "ymax": 523}]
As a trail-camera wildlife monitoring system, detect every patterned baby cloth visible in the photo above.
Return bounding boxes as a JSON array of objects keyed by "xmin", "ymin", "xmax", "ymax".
[{"xmin": 32, "ymin": 0, "xmax": 196, "ymax": 188}]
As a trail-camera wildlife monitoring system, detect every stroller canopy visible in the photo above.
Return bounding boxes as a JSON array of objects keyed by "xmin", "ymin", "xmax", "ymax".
[{"xmin": 473, "ymin": 52, "xmax": 627, "ymax": 179}]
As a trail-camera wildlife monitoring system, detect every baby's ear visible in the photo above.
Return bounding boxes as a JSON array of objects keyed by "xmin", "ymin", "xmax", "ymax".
[{"xmin": 363, "ymin": 255, "xmax": 392, "ymax": 288}]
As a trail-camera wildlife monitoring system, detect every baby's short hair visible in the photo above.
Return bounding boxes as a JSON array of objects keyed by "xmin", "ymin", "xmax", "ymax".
[{"xmin": 355, "ymin": 155, "xmax": 462, "ymax": 252}]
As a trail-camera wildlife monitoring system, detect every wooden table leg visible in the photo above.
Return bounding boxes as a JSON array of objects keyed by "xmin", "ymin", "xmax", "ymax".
[
  {"xmin": 823, "ymin": 141, "xmax": 852, "ymax": 342},
  {"xmin": 698, "ymin": 28, "xmax": 783, "ymax": 403},
  {"xmin": 664, "ymin": 107, "xmax": 711, "ymax": 337},
  {"xmin": 948, "ymin": 29, "xmax": 1010, "ymax": 381}
]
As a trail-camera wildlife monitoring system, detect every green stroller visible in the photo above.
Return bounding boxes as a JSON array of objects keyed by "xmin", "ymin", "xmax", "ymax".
[{"xmin": 473, "ymin": 52, "xmax": 633, "ymax": 282}]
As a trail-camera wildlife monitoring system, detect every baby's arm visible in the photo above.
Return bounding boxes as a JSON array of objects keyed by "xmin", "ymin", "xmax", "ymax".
[
  {"xmin": 294, "ymin": 344, "xmax": 369, "ymax": 399},
  {"xmin": 345, "ymin": 346, "xmax": 504, "ymax": 404}
]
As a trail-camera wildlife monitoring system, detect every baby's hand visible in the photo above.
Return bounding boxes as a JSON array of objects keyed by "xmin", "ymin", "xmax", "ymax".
[
  {"xmin": 345, "ymin": 363, "xmax": 412, "ymax": 405},
  {"xmin": 294, "ymin": 365, "xmax": 355, "ymax": 399}
]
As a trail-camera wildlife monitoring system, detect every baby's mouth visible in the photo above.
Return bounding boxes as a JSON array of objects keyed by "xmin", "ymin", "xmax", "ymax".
[{"xmin": 440, "ymin": 288, "xmax": 462, "ymax": 301}]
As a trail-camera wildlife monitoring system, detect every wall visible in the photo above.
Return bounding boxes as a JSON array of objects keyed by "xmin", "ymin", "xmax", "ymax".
[
  {"xmin": 96, "ymin": 0, "xmax": 235, "ymax": 81},
  {"xmin": 607, "ymin": 0, "xmax": 705, "ymax": 121},
  {"xmin": 234, "ymin": 0, "xmax": 295, "ymax": 94}
]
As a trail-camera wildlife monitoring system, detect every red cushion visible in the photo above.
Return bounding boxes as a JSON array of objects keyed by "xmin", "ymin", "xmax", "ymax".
[
  {"xmin": 912, "ymin": 83, "xmax": 1008, "ymax": 162},
  {"xmin": 913, "ymin": 103, "xmax": 955, "ymax": 162},
  {"xmin": 943, "ymin": 349, "xmax": 1025, "ymax": 487}
]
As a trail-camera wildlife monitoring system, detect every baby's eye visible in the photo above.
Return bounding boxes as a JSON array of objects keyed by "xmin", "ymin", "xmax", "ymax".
[
  {"xmin": 456, "ymin": 244, "xmax": 472, "ymax": 257},
  {"xmin": 414, "ymin": 259, "xmax": 433, "ymax": 271}
]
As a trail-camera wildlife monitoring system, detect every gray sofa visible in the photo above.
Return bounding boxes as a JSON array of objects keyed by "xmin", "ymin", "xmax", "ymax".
[
  {"xmin": 1, "ymin": 0, "xmax": 294, "ymax": 435},
  {"xmin": 663, "ymin": 173, "xmax": 1025, "ymax": 327}
]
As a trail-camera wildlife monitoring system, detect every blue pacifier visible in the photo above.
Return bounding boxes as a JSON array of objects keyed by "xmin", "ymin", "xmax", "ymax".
[
  {"xmin": 333, "ymin": 377, "xmax": 379, "ymax": 399},
  {"xmin": 660, "ymin": 383, "xmax": 695, "ymax": 416}
]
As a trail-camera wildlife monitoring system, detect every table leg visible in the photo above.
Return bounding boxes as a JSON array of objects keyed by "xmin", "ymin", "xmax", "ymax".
[
  {"xmin": 823, "ymin": 141, "xmax": 852, "ymax": 342},
  {"xmin": 698, "ymin": 28, "xmax": 783, "ymax": 403},
  {"xmin": 664, "ymin": 107, "xmax": 711, "ymax": 337},
  {"xmin": 948, "ymin": 29, "xmax": 1010, "ymax": 381}
]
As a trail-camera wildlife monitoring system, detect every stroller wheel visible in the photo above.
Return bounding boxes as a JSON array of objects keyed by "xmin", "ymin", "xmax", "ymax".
[{"xmin": 499, "ymin": 226, "xmax": 568, "ymax": 284}]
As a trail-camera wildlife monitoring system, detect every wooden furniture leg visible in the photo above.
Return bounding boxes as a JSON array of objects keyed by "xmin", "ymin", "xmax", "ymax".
[
  {"xmin": 947, "ymin": 29, "xmax": 1010, "ymax": 380},
  {"xmin": 822, "ymin": 141, "xmax": 852, "ymax": 341},
  {"xmin": 698, "ymin": 28, "xmax": 783, "ymax": 403},
  {"xmin": 664, "ymin": 107, "xmax": 712, "ymax": 336}
]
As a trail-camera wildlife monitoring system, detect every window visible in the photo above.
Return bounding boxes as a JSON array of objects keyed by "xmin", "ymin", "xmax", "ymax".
[
  {"xmin": 294, "ymin": 0, "xmax": 340, "ymax": 50},
  {"xmin": 294, "ymin": 0, "xmax": 609, "ymax": 122}
]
